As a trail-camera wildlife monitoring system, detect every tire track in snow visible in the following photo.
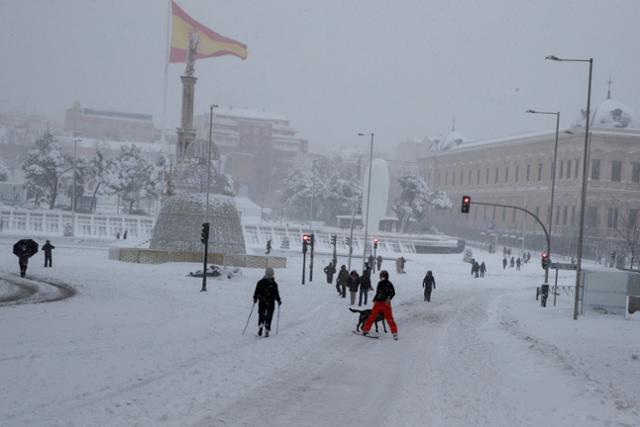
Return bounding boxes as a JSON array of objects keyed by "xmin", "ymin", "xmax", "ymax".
[{"xmin": 0, "ymin": 272, "xmax": 76, "ymax": 307}]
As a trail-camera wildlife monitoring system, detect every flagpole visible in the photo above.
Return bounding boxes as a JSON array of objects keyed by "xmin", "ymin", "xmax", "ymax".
[{"xmin": 160, "ymin": 0, "xmax": 172, "ymax": 145}]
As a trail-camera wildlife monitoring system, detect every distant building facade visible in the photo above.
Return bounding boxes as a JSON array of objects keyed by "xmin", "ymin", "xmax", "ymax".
[
  {"xmin": 417, "ymin": 92, "xmax": 640, "ymax": 261},
  {"xmin": 193, "ymin": 107, "xmax": 308, "ymax": 206},
  {"xmin": 65, "ymin": 101, "xmax": 157, "ymax": 142}
]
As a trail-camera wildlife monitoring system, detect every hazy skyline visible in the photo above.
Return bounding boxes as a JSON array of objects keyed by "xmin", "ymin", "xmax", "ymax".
[{"xmin": 1, "ymin": 0, "xmax": 638, "ymax": 153}]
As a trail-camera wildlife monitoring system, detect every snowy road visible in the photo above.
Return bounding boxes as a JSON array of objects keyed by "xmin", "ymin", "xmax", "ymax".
[{"xmin": 0, "ymin": 243, "xmax": 638, "ymax": 426}]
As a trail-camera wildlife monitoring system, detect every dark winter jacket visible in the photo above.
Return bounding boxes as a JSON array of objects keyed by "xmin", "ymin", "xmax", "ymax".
[
  {"xmin": 324, "ymin": 264, "xmax": 336, "ymax": 276},
  {"xmin": 423, "ymin": 274, "xmax": 436, "ymax": 289},
  {"xmin": 372, "ymin": 279, "xmax": 395, "ymax": 302},
  {"xmin": 348, "ymin": 274, "xmax": 360, "ymax": 292},
  {"xmin": 42, "ymin": 243, "xmax": 55, "ymax": 254},
  {"xmin": 337, "ymin": 268, "xmax": 349, "ymax": 286},
  {"xmin": 253, "ymin": 278, "xmax": 281, "ymax": 305},
  {"xmin": 361, "ymin": 267, "xmax": 372, "ymax": 290}
]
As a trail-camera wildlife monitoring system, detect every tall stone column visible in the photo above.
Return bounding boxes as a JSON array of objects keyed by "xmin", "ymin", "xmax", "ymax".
[{"xmin": 176, "ymin": 73, "xmax": 197, "ymax": 160}]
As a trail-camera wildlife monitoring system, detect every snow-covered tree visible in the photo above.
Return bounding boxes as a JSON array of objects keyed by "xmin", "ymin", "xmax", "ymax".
[
  {"xmin": 154, "ymin": 153, "xmax": 175, "ymax": 196},
  {"xmin": 393, "ymin": 174, "xmax": 451, "ymax": 232},
  {"xmin": 85, "ymin": 150, "xmax": 111, "ymax": 212},
  {"xmin": 282, "ymin": 167, "xmax": 325, "ymax": 221},
  {"xmin": 0, "ymin": 158, "xmax": 9, "ymax": 182},
  {"xmin": 22, "ymin": 131, "xmax": 73, "ymax": 209},
  {"xmin": 106, "ymin": 145, "xmax": 159, "ymax": 214}
]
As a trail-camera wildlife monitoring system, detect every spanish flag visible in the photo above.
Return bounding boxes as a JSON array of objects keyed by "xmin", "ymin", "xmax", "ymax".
[{"xmin": 169, "ymin": 0, "xmax": 248, "ymax": 63}]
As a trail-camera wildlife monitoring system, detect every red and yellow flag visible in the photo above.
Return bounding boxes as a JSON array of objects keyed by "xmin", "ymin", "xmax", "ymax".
[{"xmin": 169, "ymin": 0, "xmax": 248, "ymax": 63}]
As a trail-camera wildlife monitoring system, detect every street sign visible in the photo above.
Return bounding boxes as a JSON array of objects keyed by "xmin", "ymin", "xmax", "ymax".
[{"xmin": 550, "ymin": 262, "xmax": 577, "ymax": 270}]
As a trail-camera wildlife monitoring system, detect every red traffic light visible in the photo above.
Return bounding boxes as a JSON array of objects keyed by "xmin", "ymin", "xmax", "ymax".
[
  {"xmin": 303, "ymin": 234, "xmax": 311, "ymax": 242},
  {"xmin": 461, "ymin": 195, "xmax": 471, "ymax": 214},
  {"xmin": 541, "ymin": 251, "xmax": 548, "ymax": 260},
  {"xmin": 373, "ymin": 238, "xmax": 379, "ymax": 243}
]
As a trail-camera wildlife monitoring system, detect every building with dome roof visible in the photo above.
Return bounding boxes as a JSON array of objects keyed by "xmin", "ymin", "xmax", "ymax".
[{"xmin": 416, "ymin": 89, "xmax": 640, "ymax": 262}]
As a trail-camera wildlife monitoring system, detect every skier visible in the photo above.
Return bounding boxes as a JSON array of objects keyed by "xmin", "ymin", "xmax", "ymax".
[
  {"xmin": 516, "ymin": 257, "xmax": 521, "ymax": 271},
  {"xmin": 348, "ymin": 270, "xmax": 360, "ymax": 306},
  {"xmin": 503, "ymin": 257, "xmax": 507, "ymax": 269},
  {"xmin": 422, "ymin": 270, "xmax": 436, "ymax": 302},
  {"xmin": 42, "ymin": 240, "xmax": 55, "ymax": 268},
  {"xmin": 359, "ymin": 263, "xmax": 372, "ymax": 306},
  {"xmin": 336, "ymin": 265, "xmax": 349, "ymax": 298},
  {"xmin": 324, "ymin": 261, "xmax": 336, "ymax": 284},
  {"xmin": 510, "ymin": 256, "xmax": 515, "ymax": 268},
  {"xmin": 361, "ymin": 270, "xmax": 398, "ymax": 340},
  {"xmin": 376, "ymin": 255, "xmax": 383, "ymax": 271},
  {"xmin": 480, "ymin": 261, "xmax": 486, "ymax": 277},
  {"xmin": 252, "ymin": 267, "xmax": 281, "ymax": 337}
]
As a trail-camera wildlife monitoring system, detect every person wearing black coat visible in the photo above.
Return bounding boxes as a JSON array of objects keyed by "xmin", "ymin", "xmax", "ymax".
[
  {"xmin": 361, "ymin": 270, "xmax": 398, "ymax": 339},
  {"xmin": 336, "ymin": 265, "xmax": 349, "ymax": 298},
  {"xmin": 359, "ymin": 263, "xmax": 372, "ymax": 306},
  {"xmin": 42, "ymin": 240, "xmax": 55, "ymax": 267},
  {"xmin": 422, "ymin": 270, "xmax": 436, "ymax": 302},
  {"xmin": 18, "ymin": 254, "xmax": 29, "ymax": 277},
  {"xmin": 347, "ymin": 270, "xmax": 360, "ymax": 306},
  {"xmin": 253, "ymin": 267, "xmax": 281, "ymax": 337},
  {"xmin": 324, "ymin": 262, "xmax": 336, "ymax": 284}
]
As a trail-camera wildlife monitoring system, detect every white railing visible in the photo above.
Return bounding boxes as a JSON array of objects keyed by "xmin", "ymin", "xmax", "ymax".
[{"xmin": 0, "ymin": 207, "xmax": 155, "ymax": 240}]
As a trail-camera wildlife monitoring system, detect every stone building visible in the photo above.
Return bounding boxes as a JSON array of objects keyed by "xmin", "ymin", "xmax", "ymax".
[
  {"xmin": 192, "ymin": 107, "xmax": 308, "ymax": 206},
  {"xmin": 417, "ymin": 93, "xmax": 640, "ymax": 260},
  {"xmin": 65, "ymin": 101, "xmax": 157, "ymax": 142}
]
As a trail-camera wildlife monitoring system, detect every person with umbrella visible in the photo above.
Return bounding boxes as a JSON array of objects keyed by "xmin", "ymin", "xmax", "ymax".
[{"xmin": 13, "ymin": 239, "xmax": 38, "ymax": 278}]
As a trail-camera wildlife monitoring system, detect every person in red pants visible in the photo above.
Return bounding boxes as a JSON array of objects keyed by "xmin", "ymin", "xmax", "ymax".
[{"xmin": 362, "ymin": 270, "xmax": 398, "ymax": 340}]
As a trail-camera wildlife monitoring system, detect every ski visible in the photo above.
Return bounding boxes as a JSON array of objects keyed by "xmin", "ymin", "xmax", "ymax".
[{"xmin": 353, "ymin": 330, "xmax": 379, "ymax": 338}]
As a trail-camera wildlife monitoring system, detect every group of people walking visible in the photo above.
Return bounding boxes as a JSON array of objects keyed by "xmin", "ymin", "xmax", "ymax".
[
  {"xmin": 470, "ymin": 259, "xmax": 487, "ymax": 278},
  {"xmin": 332, "ymin": 262, "xmax": 374, "ymax": 306}
]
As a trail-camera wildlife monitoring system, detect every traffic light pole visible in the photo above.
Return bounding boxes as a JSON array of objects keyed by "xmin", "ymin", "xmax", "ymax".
[
  {"xmin": 470, "ymin": 201, "xmax": 551, "ymax": 283},
  {"xmin": 309, "ymin": 235, "xmax": 314, "ymax": 282},
  {"xmin": 302, "ymin": 249, "xmax": 307, "ymax": 285}
]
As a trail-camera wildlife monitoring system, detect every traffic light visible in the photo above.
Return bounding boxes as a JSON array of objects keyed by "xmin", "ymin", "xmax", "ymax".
[
  {"xmin": 331, "ymin": 234, "xmax": 337, "ymax": 246},
  {"xmin": 461, "ymin": 195, "xmax": 471, "ymax": 214},
  {"xmin": 541, "ymin": 251, "xmax": 549, "ymax": 270},
  {"xmin": 373, "ymin": 238, "xmax": 379, "ymax": 249},
  {"xmin": 302, "ymin": 234, "xmax": 311, "ymax": 253},
  {"xmin": 201, "ymin": 223, "xmax": 210, "ymax": 244},
  {"xmin": 344, "ymin": 236, "xmax": 352, "ymax": 246},
  {"xmin": 309, "ymin": 233, "xmax": 315, "ymax": 251}
]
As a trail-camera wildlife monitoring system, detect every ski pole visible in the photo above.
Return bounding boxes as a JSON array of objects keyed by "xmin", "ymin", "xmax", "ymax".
[
  {"xmin": 242, "ymin": 302, "xmax": 256, "ymax": 335},
  {"xmin": 276, "ymin": 304, "xmax": 280, "ymax": 335}
]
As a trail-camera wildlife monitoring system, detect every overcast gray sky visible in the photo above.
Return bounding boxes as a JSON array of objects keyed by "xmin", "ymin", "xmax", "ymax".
[{"xmin": 1, "ymin": 0, "xmax": 638, "ymax": 153}]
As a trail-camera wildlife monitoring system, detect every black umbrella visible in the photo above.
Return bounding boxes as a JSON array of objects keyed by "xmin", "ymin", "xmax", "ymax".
[{"xmin": 13, "ymin": 239, "xmax": 39, "ymax": 258}]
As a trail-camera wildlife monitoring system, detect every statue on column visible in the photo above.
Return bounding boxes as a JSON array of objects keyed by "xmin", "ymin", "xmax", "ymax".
[{"xmin": 185, "ymin": 30, "xmax": 200, "ymax": 77}]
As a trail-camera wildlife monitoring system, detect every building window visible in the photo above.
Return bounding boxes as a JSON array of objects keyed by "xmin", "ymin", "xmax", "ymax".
[
  {"xmin": 486, "ymin": 168, "xmax": 490, "ymax": 184},
  {"xmin": 492, "ymin": 206, "xmax": 496, "ymax": 220},
  {"xmin": 538, "ymin": 163, "xmax": 543, "ymax": 181},
  {"xmin": 512, "ymin": 208, "xmax": 516, "ymax": 223},
  {"xmin": 468, "ymin": 170, "xmax": 472, "ymax": 186},
  {"xmin": 535, "ymin": 206, "xmax": 540, "ymax": 219},
  {"xmin": 559, "ymin": 160, "xmax": 564, "ymax": 179},
  {"xmin": 502, "ymin": 207, "xmax": 506, "ymax": 222},
  {"xmin": 459, "ymin": 170, "xmax": 463, "ymax": 185},
  {"xmin": 483, "ymin": 206, "xmax": 487, "ymax": 221},
  {"xmin": 574, "ymin": 159, "xmax": 579, "ymax": 179},
  {"xmin": 515, "ymin": 165, "xmax": 519, "ymax": 182},
  {"xmin": 571, "ymin": 206, "xmax": 576, "ymax": 225},
  {"xmin": 555, "ymin": 206, "xmax": 561, "ymax": 225},
  {"xmin": 611, "ymin": 160, "xmax": 622, "ymax": 182},
  {"xmin": 526, "ymin": 164, "xmax": 531, "ymax": 182},
  {"xmin": 629, "ymin": 209, "xmax": 638, "ymax": 228},
  {"xmin": 566, "ymin": 160, "xmax": 571, "ymax": 180},
  {"xmin": 505, "ymin": 167, "xmax": 509, "ymax": 183},
  {"xmin": 562, "ymin": 206, "xmax": 568, "ymax": 225},
  {"xmin": 476, "ymin": 169, "xmax": 480, "ymax": 185},
  {"xmin": 587, "ymin": 206, "xmax": 598, "ymax": 227},
  {"xmin": 633, "ymin": 163, "xmax": 640, "ymax": 183},
  {"xmin": 495, "ymin": 167, "xmax": 499, "ymax": 184},
  {"xmin": 607, "ymin": 207, "xmax": 618, "ymax": 229},
  {"xmin": 591, "ymin": 159, "xmax": 600, "ymax": 180}
]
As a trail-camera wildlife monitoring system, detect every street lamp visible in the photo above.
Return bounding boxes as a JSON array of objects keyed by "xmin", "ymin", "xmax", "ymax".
[
  {"xmin": 546, "ymin": 54, "xmax": 593, "ymax": 320},
  {"xmin": 358, "ymin": 132, "xmax": 374, "ymax": 275},
  {"xmin": 526, "ymin": 109, "xmax": 561, "ymax": 284}
]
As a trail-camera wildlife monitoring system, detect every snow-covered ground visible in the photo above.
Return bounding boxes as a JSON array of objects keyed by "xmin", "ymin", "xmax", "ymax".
[{"xmin": 0, "ymin": 241, "xmax": 639, "ymax": 426}]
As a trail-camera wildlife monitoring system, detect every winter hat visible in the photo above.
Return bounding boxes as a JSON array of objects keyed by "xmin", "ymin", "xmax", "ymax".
[{"xmin": 264, "ymin": 267, "xmax": 275, "ymax": 279}]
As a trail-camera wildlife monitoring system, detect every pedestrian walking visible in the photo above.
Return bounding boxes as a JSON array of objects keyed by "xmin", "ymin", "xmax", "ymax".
[
  {"xmin": 510, "ymin": 256, "xmax": 515, "ymax": 268},
  {"xmin": 348, "ymin": 270, "xmax": 360, "ymax": 306},
  {"xmin": 324, "ymin": 261, "xmax": 336, "ymax": 284},
  {"xmin": 503, "ymin": 257, "xmax": 507, "ymax": 269},
  {"xmin": 368, "ymin": 255, "xmax": 375, "ymax": 272},
  {"xmin": 400, "ymin": 256, "xmax": 406, "ymax": 273},
  {"xmin": 116, "ymin": 231, "xmax": 121, "ymax": 240},
  {"xmin": 395, "ymin": 257, "xmax": 402, "ymax": 274},
  {"xmin": 359, "ymin": 263, "xmax": 372, "ymax": 306},
  {"xmin": 422, "ymin": 270, "xmax": 436, "ymax": 302},
  {"xmin": 252, "ymin": 267, "xmax": 281, "ymax": 338},
  {"xmin": 336, "ymin": 265, "xmax": 349, "ymax": 298},
  {"xmin": 123, "ymin": 230, "xmax": 128, "ymax": 240},
  {"xmin": 470, "ymin": 259, "xmax": 475, "ymax": 276},
  {"xmin": 473, "ymin": 261, "xmax": 480, "ymax": 278},
  {"xmin": 376, "ymin": 255, "xmax": 383, "ymax": 271},
  {"xmin": 516, "ymin": 257, "xmax": 521, "ymax": 271},
  {"xmin": 361, "ymin": 270, "xmax": 398, "ymax": 340},
  {"xmin": 480, "ymin": 261, "xmax": 486, "ymax": 277},
  {"xmin": 42, "ymin": 240, "xmax": 55, "ymax": 267}
]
